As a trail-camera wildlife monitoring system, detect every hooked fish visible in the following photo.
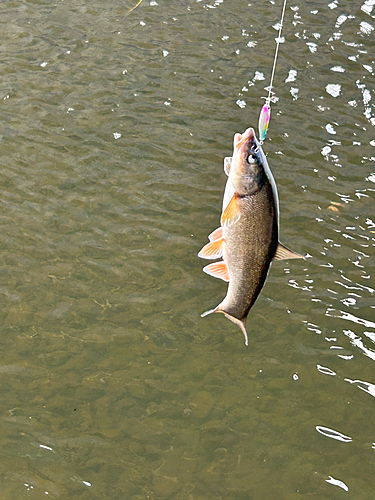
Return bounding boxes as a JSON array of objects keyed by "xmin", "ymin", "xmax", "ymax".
[{"xmin": 198, "ymin": 127, "xmax": 304, "ymax": 345}]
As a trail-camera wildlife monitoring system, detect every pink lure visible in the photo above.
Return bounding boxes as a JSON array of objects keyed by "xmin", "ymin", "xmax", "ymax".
[{"xmin": 258, "ymin": 103, "xmax": 271, "ymax": 142}]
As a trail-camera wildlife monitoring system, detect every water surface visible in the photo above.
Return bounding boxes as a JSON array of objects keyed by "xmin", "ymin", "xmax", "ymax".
[{"xmin": 1, "ymin": 0, "xmax": 375, "ymax": 498}]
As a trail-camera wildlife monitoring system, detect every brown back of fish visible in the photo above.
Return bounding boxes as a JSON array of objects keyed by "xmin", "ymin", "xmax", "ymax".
[{"xmin": 220, "ymin": 180, "xmax": 278, "ymax": 321}]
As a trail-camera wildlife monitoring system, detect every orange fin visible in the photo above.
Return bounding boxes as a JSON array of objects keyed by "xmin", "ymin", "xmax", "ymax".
[
  {"xmin": 208, "ymin": 226, "xmax": 223, "ymax": 242},
  {"xmin": 198, "ymin": 238, "xmax": 224, "ymax": 260},
  {"xmin": 274, "ymin": 242, "xmax": 305, "ymax": 261},
  {"xmin": 220, "ymin": 194, "xmax": 240, "ymax": 226},
  {"xmin": 203, "ymin": 261, "xmax": 229, "ymax": 282}
]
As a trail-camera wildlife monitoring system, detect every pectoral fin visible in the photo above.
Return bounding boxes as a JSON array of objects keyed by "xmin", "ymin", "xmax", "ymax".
[
  {"xmin": 203, "ymin": 261, "xmax": 229, "ymax": 282},
  {"xmin": 208, "ymin": 226, "xmax": 223, "ymax": 242},
  {"xmin": 274, "ymin": 242, "xmax": 305, "ymax": 261},
  {"xmin": 224, "ymin": 157, "xmax": 232, "ymax": 176},
  {"xmin": 220, "ymin": 194, "xmax": 240, "ymax": 227},
  {"xmin": 198, "ymin": 238, "xmax": 224, "ymax": 260}
]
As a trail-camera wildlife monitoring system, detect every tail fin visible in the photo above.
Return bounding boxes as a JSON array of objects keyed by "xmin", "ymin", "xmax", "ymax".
[
  {"xmin": 201, "ymin": 307, "xmax": 218, "ymax": 318},
  {"xmin": 201, "ymin": 307, "xmax": 249, "ymax": 346}
]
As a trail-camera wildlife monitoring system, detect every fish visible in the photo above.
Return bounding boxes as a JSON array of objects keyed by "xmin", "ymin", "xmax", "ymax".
[{"xmin": 198, "ymin": 127, "xmax": 304, "ymax": 345}]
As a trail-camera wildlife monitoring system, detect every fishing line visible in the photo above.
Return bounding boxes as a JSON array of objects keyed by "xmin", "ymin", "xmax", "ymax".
[
  {"xmin": 258, "ymin": 0, "xmax": 288, "ymax": 142},
  {"xmin": 125, "ymin": 0, "xmax": 144, "ymax": 17}
]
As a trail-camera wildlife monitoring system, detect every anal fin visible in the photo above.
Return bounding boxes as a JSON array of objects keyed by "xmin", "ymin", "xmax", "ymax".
[
  {"xmin": 274, "ymin": 242, "xmax": 305, "ymax": 261},
  {"xmin": 203, "ymin": 261, "xmax": 229, "ymax": 282}
]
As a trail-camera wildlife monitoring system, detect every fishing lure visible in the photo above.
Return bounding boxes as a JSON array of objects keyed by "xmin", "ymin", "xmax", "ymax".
[{"xmin": 258, "ymin": 102, "xmax": 271, "ymax": 142}]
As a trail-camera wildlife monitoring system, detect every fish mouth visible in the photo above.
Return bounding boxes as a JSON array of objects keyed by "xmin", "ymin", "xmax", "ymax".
[
  {"xmin": 235, "ymin": 127, "xmax": 260, "ymax": 164},
  {"xmin": 235, "ymin": 127, "xmax": 255, "ymax": 150}
]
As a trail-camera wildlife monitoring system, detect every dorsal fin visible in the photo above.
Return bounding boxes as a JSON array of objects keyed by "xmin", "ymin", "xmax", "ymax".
[
  {"xmin": 274, "ymin": 242, "xmax": 305, "ymax": 261},
  {"xmin": 198, "ymin": 238, "xmax": 224, "ymax": 260},
  {"xmin": 220, "ymin": 194, "xmax": 240, "ymax": 227},
  {"xmin": 203, "ymin": 261, "xmax": 229, "ymax": 282}
]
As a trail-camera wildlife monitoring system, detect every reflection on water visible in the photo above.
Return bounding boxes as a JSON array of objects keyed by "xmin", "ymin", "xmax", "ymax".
[
  {"xmin": 345, "ymin": 377, "xmax": 375, "ymax": 397},
  {"xmin": 1, "ymin": 0, "xmax": 375, "ymax": 497},
  {"xmin": 316, "ymin": 364, "xmax": 336, "ymax": 376},
  {"xmin": 326, "ymin": 475, "xmax": 349, "ymax": 492},
  {"xmin": 316, "ymin": 425, "xmax": 352, "ymax": 443}
]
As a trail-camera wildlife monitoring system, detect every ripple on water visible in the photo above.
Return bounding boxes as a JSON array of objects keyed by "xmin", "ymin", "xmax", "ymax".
[
  {"xmin": 316, "ymin": 425, "xmax": 352, "ymax": 442},
  {"xmin": 1, "ymin": 0, "xmax": 375, "ymax": 498}
]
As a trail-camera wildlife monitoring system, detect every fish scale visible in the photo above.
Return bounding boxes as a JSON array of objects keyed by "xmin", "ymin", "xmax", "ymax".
[{"xmin": 222, "ymin": 183, "xmax": 278, "ymax": 321}]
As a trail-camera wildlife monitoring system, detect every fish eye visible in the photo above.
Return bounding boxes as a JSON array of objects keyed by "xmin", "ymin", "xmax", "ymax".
[{"xmin": 247, "ymin": 154, "xmax": 258, "ymax": 164}]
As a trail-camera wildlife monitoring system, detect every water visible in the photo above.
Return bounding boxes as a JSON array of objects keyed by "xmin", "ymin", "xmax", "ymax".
[{"xmin": 1, "ymin": 0, "xmax": 375, "ymax": 497}]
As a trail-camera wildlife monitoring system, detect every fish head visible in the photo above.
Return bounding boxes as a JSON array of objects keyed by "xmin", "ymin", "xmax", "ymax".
[{"xmin": 230, "ymin": 127, "xmax": 265, "ymax": 196}]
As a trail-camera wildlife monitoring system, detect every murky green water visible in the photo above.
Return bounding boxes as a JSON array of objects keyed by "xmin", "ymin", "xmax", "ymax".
[{"xmin": 1, "ymin": 0, "xmax": 375, "ymax": 497}]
